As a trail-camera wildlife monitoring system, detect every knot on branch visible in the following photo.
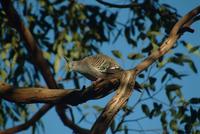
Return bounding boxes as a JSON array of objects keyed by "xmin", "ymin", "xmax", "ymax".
[{"xmin": 0, "ymin": 81, "xmax": 14, "ymax": 94}]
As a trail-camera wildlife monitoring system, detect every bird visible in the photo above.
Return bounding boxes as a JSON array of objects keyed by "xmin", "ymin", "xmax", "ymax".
[{"xmin": 65, "ymin": 54, "xmax": 141, "ymax": 91}]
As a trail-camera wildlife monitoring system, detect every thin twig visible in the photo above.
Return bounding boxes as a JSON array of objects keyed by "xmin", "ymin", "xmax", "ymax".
[{"xmin": 96, "ymin": 0, "xmax": 139, "ymax": 8}]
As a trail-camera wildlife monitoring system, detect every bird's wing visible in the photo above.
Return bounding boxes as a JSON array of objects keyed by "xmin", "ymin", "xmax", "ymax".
[{"xmin": 85, "ymin": 54, "xmax": 123, "ymax": 74}]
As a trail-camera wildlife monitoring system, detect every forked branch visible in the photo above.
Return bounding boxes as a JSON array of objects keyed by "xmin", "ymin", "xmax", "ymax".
[{"xmin": 91, "ymin": 5, "xmax": 200, "ymax": 134}]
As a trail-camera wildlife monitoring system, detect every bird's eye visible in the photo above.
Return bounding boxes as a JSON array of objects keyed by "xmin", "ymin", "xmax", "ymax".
[{"xmin": 100, "ymin": 65, "xmax": 106, "ymax": 71}]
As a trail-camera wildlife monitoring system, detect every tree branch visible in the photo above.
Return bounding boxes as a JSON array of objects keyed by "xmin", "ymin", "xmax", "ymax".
[
  {"xmin": 91, "ymin": 5, "xmax": 200, "ymax": 134},
  {"xmin": 1, "ymin": 0, "xmax": 57, "ymax": 89},
  {"xmin": 0, "ymin": 104, "xmax": 53, "ymax": 134},
  {"xmin": 0, "ymin": 83, "xmax": 75, "ymax": 104},
  {"xmin": 0, "ymin": 74, "xmax": 120, "ymax": 133},
  {"xmin": 91, "ymin": 71, "xmax": 136, "ymax": 133},
  {"xmin": 0, "ymin": 0, "xmax": 58, "ymax": 133},
  {"xmin": 0, "ymin": 77, "xmax": 119, "ymax": 105},
  {"xmin": 1, "ymin": 0, "xmax": 200, "ymax": 134},
  {"xmin": 96, "ymin": 0, "xmax": 139, "ymax": 8},
  {"xmin": 56, "ymin": 105, "xmax": 90, "ymax": 134},
  {"xmin": 133, "ymin": 5, "xmax": 200, "ymax": 75}
]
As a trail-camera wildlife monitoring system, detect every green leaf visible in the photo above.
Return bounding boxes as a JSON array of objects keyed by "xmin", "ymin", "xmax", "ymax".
[
  {"xmin": 189, "ymin": 98, "xmax": 200, "ymax": 104},
  {"xmin": 185, "ymin": 123, "xmax": 192, "ymax": 133},
  {"xmin": 182, "ymin": 41, "xmax": 200, "ymax": 56},
  {"xmin": 65, "ymin": 34, "xmax": 72, "ymax": 42},
  {"xmin": 0, "ymin": 70, "xmax": 7, "ymax": 79},
  {"xmin": 125, "ymin": 27, "xmax": 136, "ymax": 46},
  {"xmin": 138, "ymin": 32, "xmax": 146, "ymax": 40},
  {"xmin": 147, "ymin": 31, "xmax": 161, "ymax": 36},
  {"xmin": 138, "ymin": 73, "xmax": 144, "ymax": 78},
  {"xmin": 43, "ymin": 51, "xmax": 51, "ymax": 60},
  {"xmin": 111, "ymin": 50, "xmax": 122, "ymax": 59},
  {"xmin": 142, "ymin": 43, "xmax": 153, "ymax": 53},
  {"xmin": 152, "ymin": 42, "xmax": 159, "ymax": 51},
  {"xmin": 190, "ymin": 106, "xmax": 197, "ymax": 123},
  {"xmin": 181, "ymin": 115, "xmax": 190, "ymax": 124},
  {"xmin": 166, "ymin": 84, "xmax": 182, "ymax": 103},
  {"xmin": 189, "ymin": 45, "xmax": 200, "ymax": 53},
  {"xmin": 165, "ymin": 68, "xmax": 181, "ymax": 79},
  {"xmin": 5, "ymin": 60, "xmax": 10, "ymax": 68},
  {"xmin": 160, "ymin": 111, "xmax": 167, "ymax": 130},
  {"xmin": 57, "ymin": 44, "xmax": 64, "ymax": 57},
  {"xmin": 176, "ymin": 106, "xmax": 186, "ymax": 119},
  {"xmin": 168, "ymin": 56, "xmax": 184, "ymax": 66},
  {"xmin": 182, "ymin": 41, "xmax": 193, "ymax": 50},
  {"xmin": 149, "ymin": 77, "xmax": 156, "ymax": 85},
  {"xmin": 92, "ymin": 105, "xmax": 103, "ymax": 112},
  {"xmin": 54, "ymin": 56, "xmax": 60, "ymax": 73},
  {"xmin": 141, "ymin": 104, "xmax": 150, "ymax": 117},
  {"xmin": 153, "ymin": 103, "xmax": 162, "ymax": 116},
  {"xmin": 187, "ymin": 60, "xmax": 198, "ymax": 73},
  {"xmin": 170, "ymin": 53, "xmax": 197, "ymax": 73},
  {"xmin": 166, "ymin": 84, "xmax": 181, "ymax": 91},
  {"xmin": 168, "ymin": 53, "xmax": 188, "ymax": 66},
  {"xmin": 128, "ymin": 53, "xmax": 144, "ymax": 60},
  {"xmin": 161, "ymin": 73, "xmax": 168, "ymax": 83},
  {"xmin": 170, "ymin": 108, "xmax": 177, "ymax": 117},
  {"xmin": 170, "ymin": 119, "xmax": 177, "ymax": 131}
]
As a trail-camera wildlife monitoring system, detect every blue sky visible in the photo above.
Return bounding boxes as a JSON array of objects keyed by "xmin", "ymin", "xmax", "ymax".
[{"xmin": 17, "ymin": 0, "xmax": 200, "ymax": 134}]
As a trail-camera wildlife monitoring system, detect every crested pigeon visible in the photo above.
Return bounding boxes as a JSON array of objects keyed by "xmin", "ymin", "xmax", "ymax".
[{"xmin": 65, "ymin": 54, "xmax": 141, "ymax": 91}]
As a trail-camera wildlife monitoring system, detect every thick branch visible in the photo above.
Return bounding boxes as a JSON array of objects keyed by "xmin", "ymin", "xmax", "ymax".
[
  {"xmin": 91, "ymin": 71, "xmax": 135, "ymax": 133},
  {"xmin": 1, "ymin": 0, "xmax": 57, "ymax": 89},
  {"xmin": 91, "ymin": 5, "xmax": 200, "ymax": 134},
  {"xmin": 0, "ymin": 77, "xmax": 120, "ymax": 105},
  {"xmin": 0, "ymin": 75, "xmax": 120, "ymax": 133},
  {"xmin": 133, "ymin": 5, "xmax": 200, "ymax": 75},
  {"xmin": 0, "ymin": 0, "xmax": 57, "ymax": 133},
  {"xmin": 0, "ymin": 77, "xmax": 120, "ymax": 133},
  {"xmin": 0, "ymin": 85, "xmax": 75, "ymax": 104}
]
